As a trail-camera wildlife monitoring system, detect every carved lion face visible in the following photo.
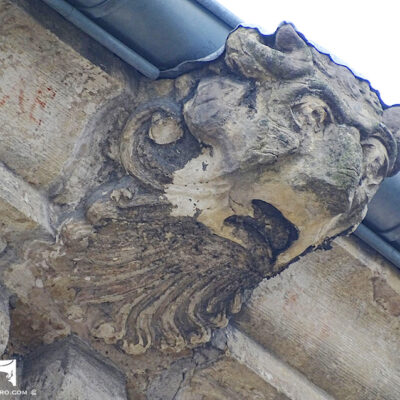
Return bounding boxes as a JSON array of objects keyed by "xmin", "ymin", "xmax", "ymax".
[{"xmin": 164, "ymin": 24, "xmax": 399, "ymax": 269}]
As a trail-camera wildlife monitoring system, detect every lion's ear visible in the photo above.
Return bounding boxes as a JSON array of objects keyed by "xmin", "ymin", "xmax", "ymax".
[
  {"xmin": 383, "ymin": 106, "xmax": 400, "ymax": 176},
  {"xmin": 225, "ymin": 26, "xmax": 313, "ymax": 80},
  {"xmin": 275, "ymin": 23, "xmax": 307, "ymax": 52}
]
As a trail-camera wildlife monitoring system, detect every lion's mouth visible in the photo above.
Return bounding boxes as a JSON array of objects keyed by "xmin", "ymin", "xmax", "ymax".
[{"xmin": 224, "ymin": 199, "xmax": 299, "ymax": 275}]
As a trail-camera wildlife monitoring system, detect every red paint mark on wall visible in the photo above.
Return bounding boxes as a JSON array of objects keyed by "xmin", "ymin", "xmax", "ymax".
[
  {"xmin": 286, "ymin": 293, "xmax": 298, "ymax": 306},
  {"xmin": 319, "ymin": 323, "xmax": 331, "ymax": 340},
  {"xmin": 283, "ymin": 285, "xmax": 305, "ymax": 313},
  {"xmin": 18, "ymin": 89, "xmax": 25, "ymax": 113},
  {"xmin": 0, "ymin": 95, "xmax": 10, "ymax": 107},
  {"xmin": 29, "ymin": 88, "xmax": 54, "ymax": 126},
  {"xmin": 2, "ymin": 81, "xmax": 57, "ymax": 126},
  {"xmin": 47, "ymin": 87, "xmax": 56, "ymax": 99}
]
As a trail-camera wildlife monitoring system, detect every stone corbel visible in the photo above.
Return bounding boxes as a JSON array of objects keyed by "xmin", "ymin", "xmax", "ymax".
[{"xmin": 4, "ymin": 24, "xmax": 400, "ymax": 356}]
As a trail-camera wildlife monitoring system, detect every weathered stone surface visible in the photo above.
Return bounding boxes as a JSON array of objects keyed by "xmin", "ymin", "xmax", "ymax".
[
  {"xmin": 2, "ymin": 20, "xmax": 400, "ymax": 359},
  {"xmin": 232, "ymin": 236, "xmax": 400, "ymax": 400},
  {"xmin": 217, "ymin": 327, "xmax": 333, "ymax": 400},
  {"xmin": 0, "ymin": 285, "xmax": 9, "ymax": 355},
  {"xmin": 0, "ymin": 0, "xmax": 123, "ymax": 206},
  {"xmin": 0, "ymin": 162, "xmax": 54, "ymax": 244},
  {"xmin": 22, "ymin": 336, "xmax": 127, "ymax": 400},
  {"xmin": 146, "ymin": 346, "xmax": 223, "ymax": 400},
  {"xmin": 146, "ymin": 343, "xmax": 291, "ymax": 400},
  {"xmin": 179, "ymin": 356, "xmax": 291, "ymax": 400}
]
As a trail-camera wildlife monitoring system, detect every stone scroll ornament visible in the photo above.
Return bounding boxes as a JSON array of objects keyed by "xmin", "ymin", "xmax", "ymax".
[{"xmin": 16, "ymin": 24, "xmax": 400, "ymax": 355}]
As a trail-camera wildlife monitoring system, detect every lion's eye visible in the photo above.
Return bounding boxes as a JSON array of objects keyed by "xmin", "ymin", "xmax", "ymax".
[
  {"xmin": 361, "ymin": 137, "xmax": 389, "ymax": 181},
  {"xmin": 291, "ymin": 96, "xmax": 332, "ymax": 131}
]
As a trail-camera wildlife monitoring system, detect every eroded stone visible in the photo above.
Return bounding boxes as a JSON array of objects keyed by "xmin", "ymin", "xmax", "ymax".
[
  {"xmin": 0, "ymin": 162, "xmax": 54, "ymax": 242},
  {"xmin": 0, "ymin": 285, "xmax": 10, "ymax": 355},
  {"xmin": 22, "ymin": 336, "xmax": 127, "ymax": 400},
  {"xmin": 178, "ymin": 357, "xmax": 291, "ymax": 400}
]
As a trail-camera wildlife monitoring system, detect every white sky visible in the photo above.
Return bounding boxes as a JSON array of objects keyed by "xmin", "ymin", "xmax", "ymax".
[{"xmin": 218, "ymin": 0, "xmax": 399, "ymax": 106}]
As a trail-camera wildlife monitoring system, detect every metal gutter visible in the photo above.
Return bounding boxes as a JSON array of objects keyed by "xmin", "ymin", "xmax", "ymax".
[
  {"xmin": 353, "ymin": 171, "xmax": 400, "ymax": 270},
  {"xmin": 363, "ymin": 168, "xmax": 400, "ymax": 249},
  {"xmin": 42, "ymin": 0, "xmax": 241, "ymax": 78},
  {"xmin": 354, "ymin": 223, "xmax": 400, "ymax": 270},
  {"xmin": 41, "ymin": 0, "xmax": 160, "ymax": 78}
]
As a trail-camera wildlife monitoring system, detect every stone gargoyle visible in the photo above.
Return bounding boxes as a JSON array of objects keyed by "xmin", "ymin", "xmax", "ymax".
[{"xmin": 5, "ymin": 24, "xmax": 400, "ymax": 356}]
